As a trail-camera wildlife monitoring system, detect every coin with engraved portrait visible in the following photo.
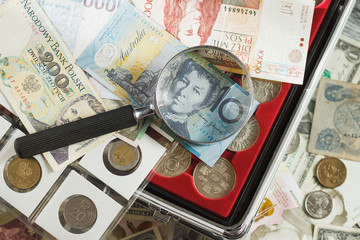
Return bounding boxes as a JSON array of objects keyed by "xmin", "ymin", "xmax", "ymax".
[
  {"xmin": 304, "ymin": 190, "xmax": 333, "ymax": 219},
  {"xmin": 193, "ymin": 157, "xmax": 236, "ymax": 199},
  {"xmin": 227, "ymin": 116, "xmax": 259, "ymax": 152},
  {"xmin": 59, "ymin": 194, "xmax": 97, "ymax": 234},
  {"xmin": 155, "ymin": 142, "xmax": 191, "ymax": 177},
  {"xmin": 316, "ymin": 157, "xmax": 347, "ymax": 188},
  {"xmin": 3, "ymin": 155, "xmax": 41, "ymax": 192},
  {"xmin": 242, "ymin": 77, "xmax": 282, "ymax": 103},
  {"xmin": 103, "ymin": 139, "xmax": 141, "ymax": 176}
]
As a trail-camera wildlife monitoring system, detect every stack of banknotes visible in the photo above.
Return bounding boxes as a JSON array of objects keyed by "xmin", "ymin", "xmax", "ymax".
[
  {"xmin": 250, "ymin": 1, "xmax": 360, "ymax": 239},
  {"xmin": 0, "ymin": 0, "xmax": 316, "ymax": 170}
]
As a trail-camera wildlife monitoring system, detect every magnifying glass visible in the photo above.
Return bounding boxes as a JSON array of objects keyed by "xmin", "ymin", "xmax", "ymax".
[{"xmin": 14, "ymin": 45, "xmax": 254, "ymax": 158}]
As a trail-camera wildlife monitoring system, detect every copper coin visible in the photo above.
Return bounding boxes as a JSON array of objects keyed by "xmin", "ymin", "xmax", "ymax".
[
  {"xmin": 103, "ymin": 139, "xmax": 141, "ymax": 175},
  {"xmin": 59, "ymin": 194, "xmax": 97, "ymax": 234},
  {"xmin": 227, "ymin": 116, "xmax": 259, "ymax": 152},
  {"xmin": 155, "ymin": 143, "xmax": 191, "ymax": 177},
  {"xmin": 4, "ymin": 155, "xmax": 41, "ymax": 192},
  {"xmin": 193, "ymin": 157, "xmax": 236, "ymax": 199},
  {"xmin": 316, "ymin": 157, "xmax": 346, "ymax": 188},
  {"xmin": 304, "ymin": 190, "xmax": 333, "ymax": 219}
]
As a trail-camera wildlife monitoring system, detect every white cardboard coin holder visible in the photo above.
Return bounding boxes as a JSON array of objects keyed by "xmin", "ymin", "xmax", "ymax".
[
  {"xmin": 78, "ymin": 134, "xmax": 166, "ymax": 201},
  {"xmin": 0, "ymin": 129, "xmax": 64, "ymax": 218},
  {"xmin": 34, "ymin": 170, "xmax": 123, "ymax": 240}
]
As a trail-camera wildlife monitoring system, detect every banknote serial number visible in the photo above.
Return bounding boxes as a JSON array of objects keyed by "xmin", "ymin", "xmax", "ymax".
[
  {"xmin": 13, "ymin": 86, "xmax": 31, "ymax": 109},
  {"xmin": 223, "ymin": 6, "xmax": 257, "ymax": 16}
]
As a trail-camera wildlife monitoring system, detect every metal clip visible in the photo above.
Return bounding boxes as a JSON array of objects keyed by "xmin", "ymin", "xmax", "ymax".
[{"xmin": 148, "ymin": 204, "xmax": 180, "ymax": 224}]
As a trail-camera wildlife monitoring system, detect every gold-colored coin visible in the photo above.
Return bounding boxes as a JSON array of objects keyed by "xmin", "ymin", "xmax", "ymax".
[
  {"xmin": 112, "ymin": 145, "xmax": 135, "ymax": 166},
  {"xmin": 103, "ymin": 139, "xmax": 141, "ymax": 175},
  {"xmin": 316, "ymin": 157, "xmax": 346, "ymax": 188},
  {"xmin": 5, "ymin": 156, "xmax": 41, "ymax": 191}
]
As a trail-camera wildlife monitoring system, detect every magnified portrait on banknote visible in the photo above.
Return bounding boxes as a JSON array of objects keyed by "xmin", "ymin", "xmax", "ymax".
[{"xmin": 156, "ymin": 56, "xmax": 220, "ymax": 140}]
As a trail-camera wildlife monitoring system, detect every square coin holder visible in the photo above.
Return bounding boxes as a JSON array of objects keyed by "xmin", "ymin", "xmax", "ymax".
[
  {"xmin": 0, "ymin": 129, "xmax": 64, "ymax": 218},
  {"xmin": 34, "ymin": 170, "xmax": 123, "ymax": 240},
  {"xmin": 79, "ymin": 134, "xmax": 166, "ymax": 200}
]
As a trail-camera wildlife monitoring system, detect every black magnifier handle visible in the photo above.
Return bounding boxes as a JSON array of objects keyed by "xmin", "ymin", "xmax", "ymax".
[{"xmin": 14, "ymin": 105, "xmax": 138, "ymax": 158}]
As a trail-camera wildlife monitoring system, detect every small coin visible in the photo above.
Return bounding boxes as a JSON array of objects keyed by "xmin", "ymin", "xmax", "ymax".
[
  {"xmin": 155, "ymin": 142, "xmax": 191, "ymax": 177},
  {"xmin": 286, "ymin": 131, "xmax": 300, "ymax": 154},
  {"xmin": 4, "ymin": 155, "xmax": 41, "ymax": 192},
  {"xmin": 227, "ymin": 116, "xmax": 259, "ymax": 152},
  {"xmin": 304, "ymin": 190, "xmax": 333, "ymax": 219},
  {"xmin": 59, "ymin": 194, "xmax": 97, "ymax": 234},
  {"xmin": 242, "ymin": 77, "xmax": 282, "ymax": 103},
  {"xmin": 316, "ymin": 157, "xmax": 347, "ymax": 188},
  {"xmin": 103, "ymin": 138, "xmax": 141, "ymax": 176},
  {"xmin": 193, "ymin": 157, "xmax": 236, "ymax": 199}
]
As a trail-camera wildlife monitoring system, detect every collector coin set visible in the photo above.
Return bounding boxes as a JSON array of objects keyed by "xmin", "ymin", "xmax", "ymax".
[{"xmin": 0, "ymin": 110, "xmax": 165, "ymax": 239}]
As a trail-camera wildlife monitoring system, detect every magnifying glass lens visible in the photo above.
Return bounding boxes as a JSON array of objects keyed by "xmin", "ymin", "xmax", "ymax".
[{"xmin": 155, "ymin": 46, "xmax": 254, "ymax": 143}]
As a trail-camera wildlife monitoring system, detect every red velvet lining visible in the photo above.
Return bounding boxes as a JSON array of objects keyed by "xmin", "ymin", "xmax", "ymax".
[{"xmin": 148, "ymin": 0, "xmax": 331, "ymax": 218}]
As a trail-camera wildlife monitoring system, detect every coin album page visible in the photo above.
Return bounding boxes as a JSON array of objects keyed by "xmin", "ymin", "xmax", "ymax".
[
  {"xmin": 34, "ymin": 170, "xmax": 123, "ymax": 240},
  {"xmin": 79, "ymin": 134, "xmax": 166, "ymax": 200},
  {"xmin": 0, "ymin": 129, "xmax": 64, "ymax": 217}
]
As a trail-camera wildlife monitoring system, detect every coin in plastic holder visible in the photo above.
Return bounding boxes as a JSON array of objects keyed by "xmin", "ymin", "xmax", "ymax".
[
  {"xmin": 193, "ymin": 157, "xmax": 236, "ymax": 199},
  {"xmin": 242, "ymin": 76, "xmax": 282, "ymax": 104},
  {"xmin": 3, "ymin": 155, "xmax": 41, "ymax": 193},
  {"xmin": 102, "ymin": 138, "xmax": 141, "ymax": 176},
  {"xmin": 58, "ymin": 194, "xmax": 97, "ymax": 234},
  {"xmin": 227, "ymin": 115, "xmax": 259, "ymax": 152}
]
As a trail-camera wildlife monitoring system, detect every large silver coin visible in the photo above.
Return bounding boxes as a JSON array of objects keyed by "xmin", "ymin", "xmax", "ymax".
[
  {"xmin": 242, "ymin": 77, "xmax": 282, "ymax": 103},
  {"xmin": 103, "ymin": 138, "xmax": 141, "ymax": 175},
  {"xmin": 304, "ymin": 190, "xmax": 333, "ymax": 219},
  {"xmin": 193, "ymin": 157, "xmax": 236, "ymax": 199},
  {"xmin": 59, "ymin": 194, "xmax": 97, "ymax": 234},
  {"xmin": 227, "ymin": 116, "xmax": 259, "ymax": 152},
  {"xmin": 155, "ymin": 142, "xmax": 191, "ymax": 177}
]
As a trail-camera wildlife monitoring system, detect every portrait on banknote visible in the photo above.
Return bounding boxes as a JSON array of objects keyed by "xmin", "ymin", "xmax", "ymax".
[
  {"xmin": 156, "ymin": 57, "xmax": 220, "ymax": 140},
  {"xmin": 163, "ymin": 0, "xmax": 222, "ymax": 46},
  {"xmin": 27, "ymin": 93, "xmax": 105, "ymax": 164}
]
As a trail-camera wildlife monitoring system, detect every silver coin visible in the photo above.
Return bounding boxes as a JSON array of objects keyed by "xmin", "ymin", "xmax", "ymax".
[
  {"xmin": 304, "ymin": 190, "xmax": 333, "ymax": 219},
  {"xmin": 193, "ymin": 157, "xmax": 236, "ymax": 199},
  {"xmin": 103, "ymin": 138, "xmax": 141, "ymax": 176},
  {"xmin": 286, "ymin": 131, "xmax": 300, "ymax": 154},
  {"xmin": 155, "ymin": 143, "xmax": 191, "ymax": 177},
  {"xmin": 59, "ymin": 194, "xmax": 97, "ymax": 234},
  {"xmin": 227, "ymin": 116, "xmax": 259, "ymax": 152},
  {"xmin": 242, "ymin": 77, "xmax": 282, "ymax": 103}
]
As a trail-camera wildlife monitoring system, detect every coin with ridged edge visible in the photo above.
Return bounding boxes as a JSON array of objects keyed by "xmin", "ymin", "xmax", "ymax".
[
  {"xmin": 59, "ymin": 194, "xmax": 97, "ymax": 234},
  {"xmin": 227, "ymin": 116, "xmax": 259, "ymax": 152},
  {"xmin": 316, "ymin": 157, "xmax": 347, "ymax": 188},
  {"xmin": 155, "ymin": 142, "xmax": 191, "ymax": 177},
  {"xmin": 304, "ymin": 190, "xmax": 333, "ymax": 219},
  {"xmin": 103, "ymin": 138, "xmax": 141, "ymax": 176},
  {"xmin": 4, "ymin": 155, "xmax": 41, "ymax": 192},
  {"xmin": 193, "ymin": 157, "xmax": 236, "ymax": 199}
]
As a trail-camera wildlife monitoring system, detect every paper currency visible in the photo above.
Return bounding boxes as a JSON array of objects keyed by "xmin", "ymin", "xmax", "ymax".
[
  {"xmin": 38, "ymin": 0, "xmax": 120, "ymax": 59},
  {"xmin": 313, "ymin": 224, "xmax": 360, "ymax": 240},
  {"xmin": 342, "ymin": 1, "xmax": 360, "ymax": 42},
  {"xmin": 77, "ymin": 0, "xmax": 258, "ymax": 166},
  {"xmin": 0, "ymin": 0, "xmax": 110, "ymax": 170},
  {"xmin": 133, "ymin": 0, "xmax": 315, "ymax": 84},
  {"xmin": 308, "ymin": 78, "xmax": 360, "ymax": 161},
  {"xmin": 323, "ymin": 35, "xmax": 360, "ymax": 83}
]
